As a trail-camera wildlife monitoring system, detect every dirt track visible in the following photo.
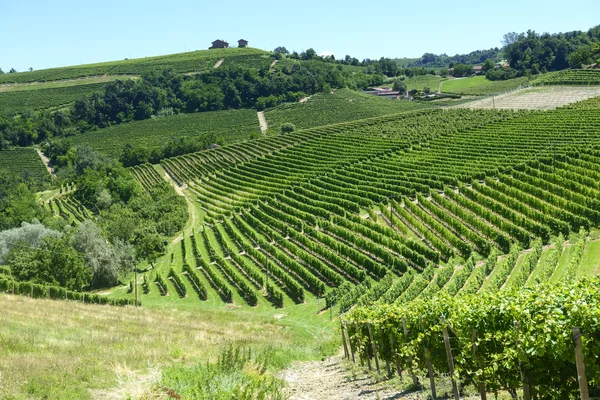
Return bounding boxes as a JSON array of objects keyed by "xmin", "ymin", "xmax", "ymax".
[{"xmin": 282, "ymin": 355, "xmax": 406, "ymax": 400}]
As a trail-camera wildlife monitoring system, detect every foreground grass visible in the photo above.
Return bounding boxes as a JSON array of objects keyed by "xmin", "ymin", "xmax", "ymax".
[{"xmin": 0, "ymin": 294, "xmax": 336, "ymax": 399}]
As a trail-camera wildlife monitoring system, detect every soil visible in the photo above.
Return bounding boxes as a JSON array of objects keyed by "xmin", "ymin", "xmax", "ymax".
[
  {"xmin": 213, "ymin": 58, "xmax": 224, "ymax": 69},
  {"xmin": 282, "ymin": 355, "xmax": 408, "ymax": 400},
  {"xmin": 257, "ymin": 111, "xmax": 268, "ymax": 133},
  {"xmin": 36, "ymin": 149, "xmax": 55, "ymax": 178}
]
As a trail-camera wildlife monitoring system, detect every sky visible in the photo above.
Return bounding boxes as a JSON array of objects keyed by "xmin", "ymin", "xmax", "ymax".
[{"xmin": 1, "ymin": 0, "xmax": 599, "ymax": 72}]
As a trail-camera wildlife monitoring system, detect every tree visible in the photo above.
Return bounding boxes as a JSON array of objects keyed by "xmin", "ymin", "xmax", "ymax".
[
  {"xmin": 71, "ymin": 221, "xmax": 134, "ymax": 288},
  {"xmin": 280, "ymin": 122, "xmax": 296, "ymax": 134},
  {"xmin": 440, "ymin": 69, "xmax": 449, "ymax": 78},
  {"xmin": 482, "ymin": 58, "xmax": 495, "ymax": 73},
  {"xmin": 9, "ymin": 235, "xmax": 91, "ymax": 291},
  {"xmin": 502, "ymin": 32, "xmax": 521, "ymax": 48},
  {"xmin": 8, "ymin": 68, "xmax": 16, "ymax": 73},
  {"xmin": 0, "ymin": 68, "xmax": 4, "ymax": 74},
  {"xmin": 393, "ymin": 79, "xmax": 407, "ymax": 93},
  {"xmin": 274, "ymin": 46, "xmax": 289, "ymax": 54},
  {"xmin": 134, "ymin": 230, "xmax": 165, "ymax": 268},
  {"xmin": 0, "ymin": 221, "xmax": 60, "ymax": 264}
]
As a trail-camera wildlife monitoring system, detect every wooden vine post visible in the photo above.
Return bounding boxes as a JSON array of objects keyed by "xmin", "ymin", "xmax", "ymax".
[
  {"xmin": 514, "ymin": 321, "xmax": 531, "ymax": 400},
  {"xmin": 340, "ymin": 320, "xmax": 349, "ymax": 359},
  {"xmin": 402, "ymin": 318, "xmax": 419, "ymax": 387},
  {"xmin": 424, "ymin": 344, "xmax": 437, "ymax": 400},
  {"xmin": 442, "ymin": 319, "xmax": 460, "ymax": 400},
  {"xmin": 572, "ymin": 327, "xmax": 589, "ymax": 400},
  {"xmin": 367, "ymin": 323, "xmax": 379, "ymax": 372},
  {"xmin": 354, "ymin": 322, "xmax": 365, "ymax": 367},
  {"xmin": 471, "ymin": 330, "xmax": 487, "ymax": 400},
  {"xmin": 389, "ymin": 331, "xmax": 403, "ymax": 378},
  {"xmin": 347, "ymin": 322, "xmax": 356, "ymax": 363}
]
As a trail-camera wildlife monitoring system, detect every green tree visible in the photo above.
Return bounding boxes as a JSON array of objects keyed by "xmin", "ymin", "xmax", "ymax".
[
  {"xmin": 274, "ymin": 46, "xmax": 289, "ymax": 54},
  {"xmin": 393, "ymin": 79, "xmax": 407, "ymax": 93},
  {"xmin": 280, "ymin": 122, "xmax": 296, "ymax": 134},
  {"xmin": 9, "ymin": 235, "xmax": 91, "ymax": 291},
  {"xmin": 482, "ymin": 58, "xmax": 495, "ymax": 73}
]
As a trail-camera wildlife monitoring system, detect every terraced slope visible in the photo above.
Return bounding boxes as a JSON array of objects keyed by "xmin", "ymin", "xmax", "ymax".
[{"xmin": 121, "ymin": 96, "xmax": 600, "ymax": 309}]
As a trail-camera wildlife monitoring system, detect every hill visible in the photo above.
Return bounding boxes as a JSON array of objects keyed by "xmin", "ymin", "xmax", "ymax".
[{"xmin": 0, "ymin": 47, "xmax": 271, "ymax": 84}]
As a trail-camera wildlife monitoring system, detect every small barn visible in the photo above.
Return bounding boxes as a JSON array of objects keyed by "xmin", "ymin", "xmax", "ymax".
[
  {"xmin": 238, "ymin": 39, "xmax": 248, "ymax": 48},
  {"xmin": 209, "ymin": 40, "xmax": 229, "ymax": 49}
]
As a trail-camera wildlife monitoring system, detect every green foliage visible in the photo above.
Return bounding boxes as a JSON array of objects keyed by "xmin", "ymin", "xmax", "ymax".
[
  {"xmin": 0, "ymin": 82, "xmax": 107, "ymax": 114},
  {"xmin": 0, "ymin": 48, "xmax": 269, "ymax": 84},
  {"xmin": 157, "ymin": 345, "xmax": 285, "ymax": 400},
  {"xmin": 279, "ymin": 122, "xmax": 295, "ymax": 134},
  {"xmin": 345, "ymin": 277, "xmax": 600, "ymax": 398},
  {"xmin": 0, "ymin": 149, "xmax": 48, "ymax": 183},
  {"xmin": 8, "ymin": 234, "xmax": 91, "ymax": 291}
]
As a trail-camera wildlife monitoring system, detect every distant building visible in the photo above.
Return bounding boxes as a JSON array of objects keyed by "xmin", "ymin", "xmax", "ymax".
[
  {"xmin": 238, "ymin": 39, "xmax": 248, "ymax": 48},
  {"xmin": 473, "ymin": 65, "xmax": 483, "ymax": 75},
  {"xmin": 209, "ymin": 40, "xmax": 229, "ymax": 49}
]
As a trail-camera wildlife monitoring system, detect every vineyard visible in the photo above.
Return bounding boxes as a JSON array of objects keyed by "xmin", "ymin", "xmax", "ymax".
[
  {"xmin": 67, "ymin": 108, "xmax": 261, "ymax": 158},
  {"xmin": 264, "ymin": 88, "xmax": 431, "ymax": 131},
  {"xmin": 0, "ymin": 82, "xmax": 108, "ymax": 113},
  {"xmin": 532, "ymin": 69, "xmax": 600, "ymax": 85},
  {"xmin": 454, "ymin": 85, "xmax": 600, "ymax": 110},
  {"xmin": 441, "ymin": 75, "xmax": 530, "ymax": 95},
  {"xmin": 109, "ymin": 94, "xmax": 600, "ymax": 323},
  {"xmin": 0, "ymin": 48, "xmax": 270, "ymax": 84},
  {"xmin": 0, "ymin": 148, "xmax": 48, "ymax": 180}
]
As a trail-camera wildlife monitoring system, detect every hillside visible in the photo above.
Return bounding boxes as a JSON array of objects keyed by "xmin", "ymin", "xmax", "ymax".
[
  {"xmin": 0, "ymin": 47, "xmax": 271, "ymax": 84},
  {"xmin": 4, "ymin": 39, "xmax": 600, "ymax": 398}
]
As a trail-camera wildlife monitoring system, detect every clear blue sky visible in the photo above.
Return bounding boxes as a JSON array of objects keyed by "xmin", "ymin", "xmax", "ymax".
[{"xmin": 1, "ymin": 0, "xmax": 599, "ymax": 72}]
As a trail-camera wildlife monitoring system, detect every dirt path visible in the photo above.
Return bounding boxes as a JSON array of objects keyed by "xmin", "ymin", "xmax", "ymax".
[
  {"xmin": 257, "ymin": 111, "xmax": 268, "ymax": 134},
  {"xmin": 299, "ymin": 95, "xmax": 313, "ymax": 103},
  {"xmin": 270, "ymin": 60, "xmax": 278, "ymax": 69},
  {"xmin": 282, "ymin": 355, "xmax": 403, "ymax": 400},
  {"xmin": 438, "ymin": 81, "xmax": 443, "ymax": 94},
  {"xmin": 213, "ymin": 58, "xmax": 225, "ymax": 69},
  {"xmin": 159, "ymin": 168, "xmax": 200, "ymax": 244},
  {"xmin": 36, "ymin": 149, "xmax": 55, "ymax": 179}
]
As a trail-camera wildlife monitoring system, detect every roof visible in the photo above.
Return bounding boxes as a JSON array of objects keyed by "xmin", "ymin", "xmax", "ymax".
[
  {"xmin": 212, "ymin": 39, "xmax": 229, "ymax": 45},
  {"xmin": 238, "ymin": 39, "xmax": 248, "ymax": 43}
]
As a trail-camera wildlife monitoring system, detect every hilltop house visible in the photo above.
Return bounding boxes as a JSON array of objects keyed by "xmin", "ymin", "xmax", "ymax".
[
  {"xmin": 209, "ymin": 40, "xmax": 229, "ymax": 49},
  {"xmin": 238, "ymin": 39, "xmax": 248, "ymax": 48}
]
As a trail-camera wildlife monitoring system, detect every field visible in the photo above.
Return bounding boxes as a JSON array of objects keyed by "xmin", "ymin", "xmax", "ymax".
[
  {"xmin": 402, "ymin": 74, "xmax": 446, "ymax": 92},
  {"xmin": 532, "ymin": 68, "xmax": 600, "ymax": 85},
  {"xmin": 264, "ymin": 88, "xmax": 431, "ymax": 131},
  {"xmin": 0, "ymin": 292, "xmax": 334, "ymax": 399},
  {"xmin": 441, "ymin": 75, "xmax": 530, "ymax": 95},
  {"xmin": 0, "ymin": 82, "xmax": 109, "ymax": 114},
  {"xmin": 0, "ymin": 48, "xmax": 270, "ymax": 84},
  {"xmin": 0, "ymin": 148, "xmax": 47, "ymax": 179},
  {"xmin": 454, "ymin": 85, "xmax": 600, "ymax": 110},
  {"xmin": 67, "ymin": 109, "xmax": 261, "ymax": 158}
]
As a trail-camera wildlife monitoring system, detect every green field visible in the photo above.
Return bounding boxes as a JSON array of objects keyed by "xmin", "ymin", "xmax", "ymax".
[
  {"xmin": 68, "ymin": 109, "xmax": 261, "ymax": 158},
  {"xmin": 0, "ymin": 148, "xmax": 48, "ymax": 179},
  {"xmin": 441, "ymin": 75, "xmax": 530, "ymax": 95},
  {"xmin": 0, "ymin": 82, "xmax": 110, "ymax": 114},
  {"xmin": 403, "ymin": 74, "xmax": 447, "ymax": 92},
  {"xmin": 264, "ymin": 88, "xmax": 431, "ymax": 131},
  {"xmin": 0, "ymin": 48, "xmax": 271, "ymax": 84}
]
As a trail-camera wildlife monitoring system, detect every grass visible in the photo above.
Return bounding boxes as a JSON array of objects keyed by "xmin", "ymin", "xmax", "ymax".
[
  {"xmin": 403, "ymin": 75, "xmax": 446, "ymax": 92},
  {"xmin": 441, "ymin": 76, "xmax": 530, "ymax": 95},
  {"xmin": 0, "ymin": 290, "xmax": 335, "ymax": 399},
  {"xmin": 67, "ymin": 109, "xmax": 261, "ymax": 158},
  {"xmin": 578, "ymin": 239, "xmax": 600, "ymax": 277}
]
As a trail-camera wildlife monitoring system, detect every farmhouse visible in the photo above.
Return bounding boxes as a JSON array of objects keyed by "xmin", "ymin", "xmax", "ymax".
[
  {"xmin": 209, "ymin": 39, "xmax": 229, "ymax": 49},
  {"xmin": 238, "ymin": 39, "xmax": 248, "ymax": 48}
]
